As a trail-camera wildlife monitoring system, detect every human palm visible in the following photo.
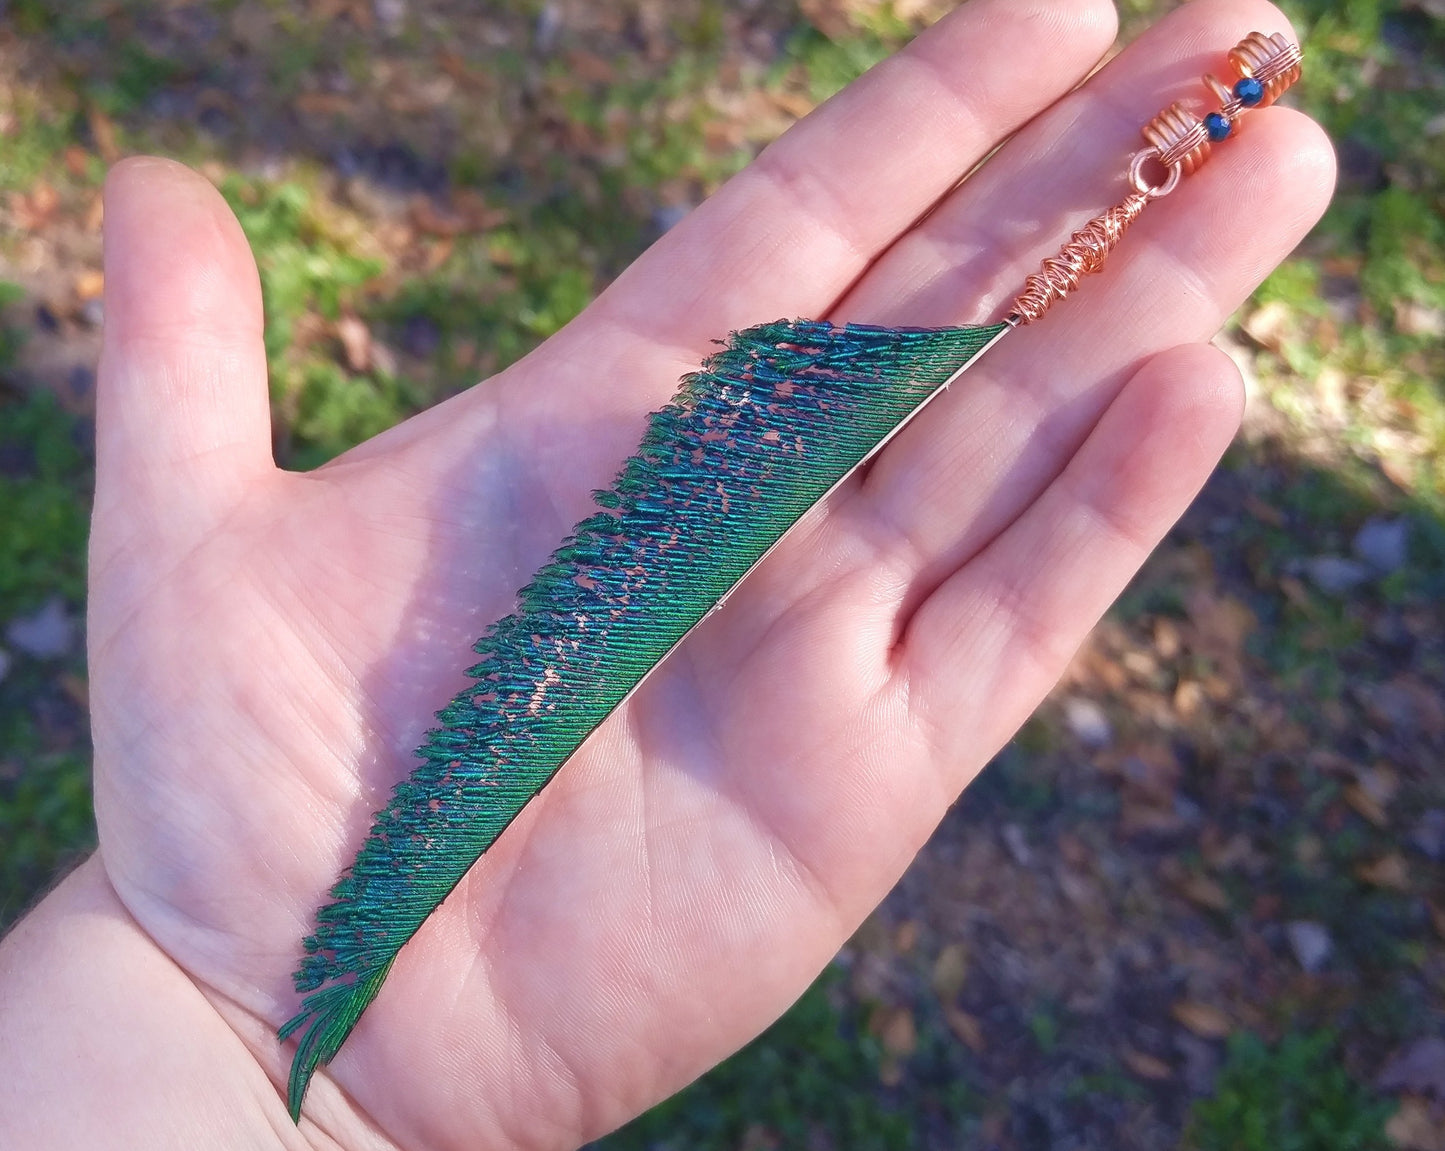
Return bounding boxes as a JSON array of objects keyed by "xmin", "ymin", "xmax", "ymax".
[{"xmin": 13, "ymin": 1, "xmax": 1333, "ymax": 1149}]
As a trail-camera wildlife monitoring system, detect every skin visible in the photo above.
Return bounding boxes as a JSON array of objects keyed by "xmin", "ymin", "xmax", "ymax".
[{"xmin": 0, "ymin": 1, "xmax": 1334, "ymax": 1148}]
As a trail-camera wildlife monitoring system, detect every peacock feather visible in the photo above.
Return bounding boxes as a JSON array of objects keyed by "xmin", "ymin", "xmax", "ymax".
[
  {"xmin": 281, "ymin": 318, "xmax": 1008, "ymax": 1117},
  {"xmin": 280, "ymin": 25, "xmax": 1306, "ymax": 1118}
]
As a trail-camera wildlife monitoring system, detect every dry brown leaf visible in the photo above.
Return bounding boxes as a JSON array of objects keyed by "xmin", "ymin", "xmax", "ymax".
[
  {"xmin": 1345, "ymin": 784, "xmax": 1390, "ymax": 829},
  {"xmin": 11, "ymin": 182, "xmax": 60, "ymax": 231},
  {"xmin": 1120, "ymin": 800, "xmax": 1186, "ymax": 838},
  {"xmin": 769, "ymin": 89, "xmax": 815, "ymax": 120},
  {"xmin": 63, "ymin": 146, "xmax": 91, "ymax": 177},
  {"xmin": 1243, "ymin": 299, "xmax": 1294, "ymax": 349},
  {"xmin": 1243, "ymin": 493, "xmax": 1286, "ymax": 527},
  {"xmin": 931, "ymin": 943, "xmax": 969, "ymax": 1003},
  {"xmin": 565, "ymin": 49, "xmax": 617, "ymax": 85},
  {"xmin": 335, "ymin": 315, "xmax": 372, "ymax": 373},
  {"xmin": 1121, "ymin": 1048, "xmax": 1173, "ymax": 1081},
  {"xmin": 1358, "ymin": 854, "xmax": 1411, "ymax": 891},
  {"xmin": 423, "ymin": 238, "xmax": 454, "ymax": 273},
  {"xmin": 1171, "ymin": 1001, "xmax": 1231, "ymax": 1039},
  {"xmin": 453, "ymin": 189, "xmax": 508, "ymax": 231},
  {"xmin": 1056, "ymin": 832, "xmax": 1091, "ymax": 869},
  {"xmin": 1153, "ymin": 617, "xmax": 1183, "ymax": 659},
  {"xmin": 1177, "ymin": 873, "xmax": 1230, "ymax": 913},
  {"xmin": 74, "ymin": 270, "xmax": 105, "ymax": 302},
  {"xmin": 410, "ymin": 195, "xmax": 465, "ymax": 237},
  {"xmin": 873, "ymin": 1006, "xmax": 917, "ymax": 1058},
  {"xmin": 59, "ymin": 673, "xmax": 90, "ymax": 709},
  {"xmin": 83, "ymin": 193, "xmax": 105, "ymax": 235},
  {"xmin": 945, "ymin": 1006, "xmax": 986, "ymax": 1053},
  {"xmin": 295, "ymin": 92, "xmax": 354, "ymax": 117},
  {"xmin": 86, "ymin": 106, "xmax": 120, "ymax": 163},
  {"xmin": 1387, "ymin": 1098, "xmax": 1445, "ymax": 1151},
  {"xmin": 1174, "ymin": 679, "xmax": 1207, "ymax": 720}
]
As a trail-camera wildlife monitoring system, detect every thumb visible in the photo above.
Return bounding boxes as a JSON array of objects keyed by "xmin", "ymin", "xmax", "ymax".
[{"xmin": 95, "ymin": 157, "xmax": 274, "ymax": 548}]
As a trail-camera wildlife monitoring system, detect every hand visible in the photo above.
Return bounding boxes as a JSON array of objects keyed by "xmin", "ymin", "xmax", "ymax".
[{"xmin": 0, "ymin": 1, "xmax": 1333, "ymax": 1148}]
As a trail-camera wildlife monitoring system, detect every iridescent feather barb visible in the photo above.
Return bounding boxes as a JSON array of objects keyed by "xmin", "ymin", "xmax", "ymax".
[{"xmin": 280, "ymin": 33, "xmax": 1303, "ymax": 1120}]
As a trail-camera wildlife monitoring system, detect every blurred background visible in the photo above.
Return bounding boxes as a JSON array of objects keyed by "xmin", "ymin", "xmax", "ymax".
[{"xmin": 0, "ymin": 0, "xmax": 1442, "ymax": 1147}]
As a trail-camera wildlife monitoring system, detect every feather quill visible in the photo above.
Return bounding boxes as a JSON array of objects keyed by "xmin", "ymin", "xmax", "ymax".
[{"xmin": 281, "ymin": 318, "xmax": 1007, "ymax": 1115}]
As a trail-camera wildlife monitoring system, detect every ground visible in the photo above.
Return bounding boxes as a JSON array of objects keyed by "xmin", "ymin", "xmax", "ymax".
[{"xmin": 1, "ymin": 1, "xmax": 1444, "ymax": 1148}]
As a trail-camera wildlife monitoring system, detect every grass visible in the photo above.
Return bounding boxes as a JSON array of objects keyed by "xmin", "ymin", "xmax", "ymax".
[
  {"xmin": 1185, "ymin": 1032, "xmax": 1391, "ymax": 1151},
  {"xmin": 0, "ymin": 388, "xmax": 90, "ymax": 619},
  {"xmin": 595, "ymin": 970, "xmax": 912, "ymax": 1150},
  {"xmin": 0, "ymin": 389, "xmax": 95, "ymax": 928}
]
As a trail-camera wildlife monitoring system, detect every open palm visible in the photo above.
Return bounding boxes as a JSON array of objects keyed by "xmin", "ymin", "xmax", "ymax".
[{"xmin": 7, "ymin": 2, "xmax": 1332, "ymax": 1149}]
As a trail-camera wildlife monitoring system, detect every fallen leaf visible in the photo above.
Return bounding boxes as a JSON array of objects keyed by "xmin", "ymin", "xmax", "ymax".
[
  {"xmin": 1153, "ymin": 616, "xmax": 1183, "ymax": 659},
  {"xmin": 1387, "ymin": 1098, "xmax": 1445, "ymax": 1151},
  {"xmin": 423, "ymin": 238, "xmax": 454, "ymax": 272},
  {"xmin": 769, "ymin": 89, "xmax": 815, "ymax": 119},
  {"xmin": 59, "ymin": 673, "xmax": 89, "ymax": 709},
  {"xmin": 87, "ymin": 106, "xmax": 120, "ymax": 163},
  {"xmin": 63, "ymin": 146, "xmax": 91, "ymax": 177},
  {"xmin": 1120, "ymin": 800, "xmax": 1187, "ymax": 838},
  {"xmin": 1056, "ymin": 832, "xmax": 1091, "ymax": 870},
  {"xmin": 1242, "ymin": 299, "xmax": 1294, "ymax": 349},
  {"xmin": 75, "ymin": 270, "xmax": 105, "ymax": 302},
  {"xmin": 564, "ymin": 48, "xmax": 616, "ymax": 84},
  {"xmin": 1176, "ymin": 873, "xmax": 1230, "ymax": 913},
  {"xmin": 1171, "ymin": 1001, "xmax": 1231, "ymax": 1040},
  {"xmin": 1346, "ymin": 784, "xmax": 1390, "ymax": 829},
  {"xmin": 294, "ymin": 92, "xmax": 354, "ymax": 117},
  {"xmin": 1174, "ymin": 679, "xmax": 1207, "ymax": 720},
  {"xmin": 1358, "ymin": 854, "xmax": 1411, "ymax": 891},
  {"xmin": 11, "ymin": 181, "xmax": 60, "ymax": 231},
  {"xmin": 453, "ymin": 189, "xmax": 508, "ymax": 231},
  {"xmin": 335, "ymin": 315, "xmax": 372, "ymax": 373},
  {"xmin": 873, "ymin": 1005, "xmax": 917, "ymax": 1058},
  {"xmin": 945, "ymin": 1006, "xmax": 985, "ymax": 1052},
  {"xmin": 1121, "ymin": 1048, "xmax": 1173, "ymax": 1081},
  {"xmin": 931, "ymin": 943, "xmax": 969, "ymax": 1003},
  {"xmin": 83, "ymin": 193, "xmax": 104, "ymax": 234},
  {"xmin": 1243, "ymin": 493, "xmax": 1286, "ymax": 527}
]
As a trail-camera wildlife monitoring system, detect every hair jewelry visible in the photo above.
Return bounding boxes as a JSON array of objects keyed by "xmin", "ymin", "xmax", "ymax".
[{"xmin": 280, "ymin": 31, "xmax": 1304, "ymax": 1120}]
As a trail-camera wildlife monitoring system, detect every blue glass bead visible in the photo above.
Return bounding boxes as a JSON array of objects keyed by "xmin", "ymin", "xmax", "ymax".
[
  {"xmin": 1205, "ymin": 112, "xmax": 1233, "ymax": 142},
  {"xmin": 1234, "ymin": 76, "xmax": 1266, "ymax": 107}
]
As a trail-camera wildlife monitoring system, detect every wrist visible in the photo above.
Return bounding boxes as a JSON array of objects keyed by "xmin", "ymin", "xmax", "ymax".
[{"xmin": 0, "ymin": 857, "xmax": 293, "ymax": 1149}]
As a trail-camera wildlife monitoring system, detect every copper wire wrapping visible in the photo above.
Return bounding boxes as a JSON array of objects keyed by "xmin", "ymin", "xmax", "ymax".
[
  {"xmin": 1144, "ymin": 31, "xmax": 1304, "ymax": 180},
  {"xmin": 1008, "ymin": 193, "xmax": 1151, "ymax": 325},
  {"xmin": 1230, "ymin": 30, "xmax": 1304, "ymax": 106},
  {"xmin": 1004, "ymin": 31, "xmax": 1303, "ymax": 328},
  {"xmin": 1143, "ymin": 100, "xmax": 1213, "ymax": 175}
]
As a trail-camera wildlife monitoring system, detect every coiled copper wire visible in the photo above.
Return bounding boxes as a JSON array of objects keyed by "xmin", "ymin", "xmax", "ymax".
[
  {"xmin": 1004, "ymin": 31, "xmax": 1303, "ymax": 327},
  {"xmin": 1008, "ymin": 193, "xmax": 1151, "ymax": 325},
  {"xmin": 1230, "ymin": 30, "xmax": 1304, "ymax": 106},
  {"xmin": 1143, "ymin": 100, "xmax": 1213, "ymax": 176},
  {"xmin": 1143, "ymin": 31, "xmax": 1304, "ymax": 179}
]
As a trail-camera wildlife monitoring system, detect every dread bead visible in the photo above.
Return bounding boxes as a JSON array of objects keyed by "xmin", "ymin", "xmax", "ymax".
[{"xmin": 1234, "ymin": 76, "xmax": 1266, "ymax": 107}]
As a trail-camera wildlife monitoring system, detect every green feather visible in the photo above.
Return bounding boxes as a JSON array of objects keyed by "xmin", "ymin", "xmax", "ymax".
[{"xmin": 281, "ymin": 318, "xmax": 1008, "ymax": 1117}]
